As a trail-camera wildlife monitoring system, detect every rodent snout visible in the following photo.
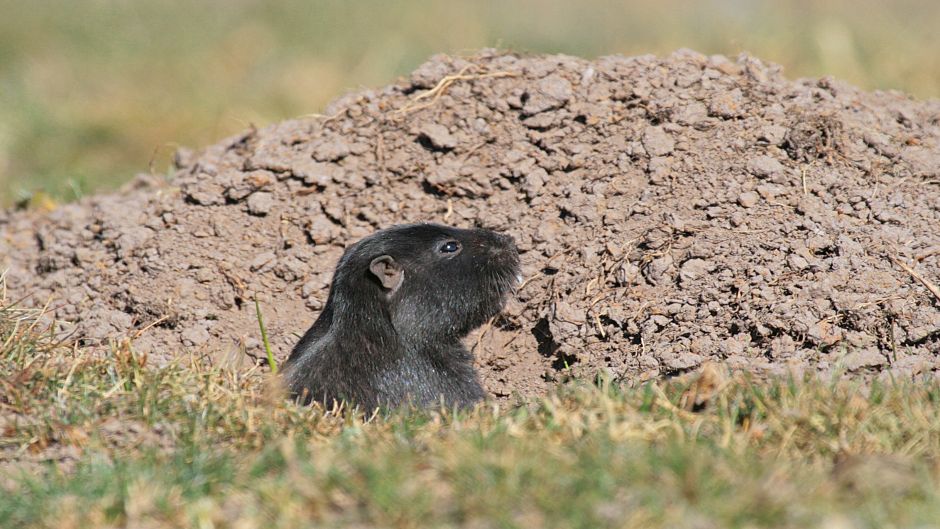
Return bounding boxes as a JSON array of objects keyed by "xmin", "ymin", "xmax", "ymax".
[
  {"xmin": 487, "ymin": 232, "xmax": 517, "ymax": 254},
  {"xmin": 485, "ymin": 234, "xmax": 519, "ymax": 263}
]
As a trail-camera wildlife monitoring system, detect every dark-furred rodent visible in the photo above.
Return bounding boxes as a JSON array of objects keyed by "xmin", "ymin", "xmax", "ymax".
[{"xmin": 281, "ymin": 223, "xmax": 521, "ymax": 411}]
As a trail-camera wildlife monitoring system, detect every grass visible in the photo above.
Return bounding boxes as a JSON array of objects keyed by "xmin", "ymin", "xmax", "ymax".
[
  {"xmin": 3, "ymin": 284, "xmax": 940, "ymax": 528},
  {"xmin": 1, "ymin": 0, "xmax": 939, "ymax": 205},
  {"xmin": 254, "ymin": 296, "xmax": 278, "ymax": 375}
]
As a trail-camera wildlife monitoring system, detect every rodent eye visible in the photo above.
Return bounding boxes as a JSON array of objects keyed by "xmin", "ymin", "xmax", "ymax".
[{"xmin": 439, "ymin": 240, "xmax": 461, "ymax": 254}]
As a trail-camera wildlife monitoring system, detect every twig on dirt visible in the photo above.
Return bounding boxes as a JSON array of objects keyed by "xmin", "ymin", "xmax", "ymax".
[
  {"xmin": 584, "ymin": 277, "xmax": 598, "ymax": 297},
  {"xmin": 891, "ymin": 256, "xmax": 940, "ymax": 303},
  {"xmin": 443, "ymin": 199, "xmax": 454, "ymax": 222},
  {"xmin": 134, "ymin": 315, "xmax": 169, "ymax": 339},
  {"xmin": 376, "ymin": 134, "xmax": 386, "ymax": 174},
  {"xmin": 592, "ymin": 311, "xmax": 607, "ymax": 339},
  {"xmin": 517, "ymin": 273, "xmax": 541, "ymax": 292},
  {"xmin": 301, "ymin": 108, "xmax": 348, "ymax": 124},
  {"xmin": 800, "ymin": 167, "xmax": 808, "ymax": 195},
  {"xmin": 473, "ymin": 315, "xmax": 497, "ymax": 355},
  {"xmin": 852, "ymin": 295, "xmax": 906, "ymax": 311},
  {"xmin": 460, "ymin": 140, "xmax": 489, "ymax": 161},
  {"xmin": 915, "ymin": 247, "xmax": 940, "ymax": 262},
  {"xmin": 394, "ymin": 66, "xmax": 518, "ymax": 115}
]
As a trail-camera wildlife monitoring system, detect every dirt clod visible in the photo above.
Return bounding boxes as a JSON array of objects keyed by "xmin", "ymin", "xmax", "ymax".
[{"xmin": 2, "ymin": 50, "xmax": 939, "ymax": 397}]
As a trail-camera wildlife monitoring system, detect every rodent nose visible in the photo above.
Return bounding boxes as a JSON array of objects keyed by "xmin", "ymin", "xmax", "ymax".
[
  {"xmin": 488, "ymin": 234, "xmax": 517, "ymax": 255},
  {"xmin": 497, "ymin": 232, "xmax": 517, "ymax": 249}
]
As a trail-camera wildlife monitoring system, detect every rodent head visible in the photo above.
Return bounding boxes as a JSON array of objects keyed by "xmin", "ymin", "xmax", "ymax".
[{"xmin": 330, "ymin": 223, "xmax": 521, "ymax": 343}]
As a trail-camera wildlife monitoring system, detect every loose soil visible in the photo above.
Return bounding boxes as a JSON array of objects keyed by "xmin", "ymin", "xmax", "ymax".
[{"xmin": 2, "ymin": 50, "xmax": 939, "ymax": 398}]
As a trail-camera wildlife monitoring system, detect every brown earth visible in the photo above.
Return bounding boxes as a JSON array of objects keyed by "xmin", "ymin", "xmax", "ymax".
[{"xmin": 2, "ymin": 50, "xmax": 939, "ymax": 398}]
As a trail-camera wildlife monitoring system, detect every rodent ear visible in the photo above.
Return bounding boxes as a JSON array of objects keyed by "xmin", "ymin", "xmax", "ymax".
[{"xmin": 369, "ymin": 255, "xmax": 404, "ymax": 293}]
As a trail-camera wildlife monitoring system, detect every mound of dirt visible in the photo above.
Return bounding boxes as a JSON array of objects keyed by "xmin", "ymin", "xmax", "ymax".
[{"xmin": 2, "ymin": 50, "xmax": 939, "ymax": 396}]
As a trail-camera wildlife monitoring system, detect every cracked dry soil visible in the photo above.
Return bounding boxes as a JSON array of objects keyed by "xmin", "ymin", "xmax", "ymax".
[{"xmin": 2, "ymin": 50, "xmax": 939, "ymax": 398}]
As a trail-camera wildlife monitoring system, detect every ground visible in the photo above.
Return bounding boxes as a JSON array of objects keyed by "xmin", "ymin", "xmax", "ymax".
[
  {"xmin": 1, "ymin": 50, "xmax": 939, "ymax": 528},
  {"xmin": 1, "ymin": 50, "xmax": 938, "ymax": 397}
]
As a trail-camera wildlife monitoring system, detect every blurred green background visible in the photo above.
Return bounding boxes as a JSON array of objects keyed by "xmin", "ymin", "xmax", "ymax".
[{"xmin": 1, "ymin": 0, "xmax": 938, "ymax": 205}]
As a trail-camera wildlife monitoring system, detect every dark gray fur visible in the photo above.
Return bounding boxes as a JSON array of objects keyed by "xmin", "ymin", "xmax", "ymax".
[{"xmin": 281, "ymin": 223, "xmax": 520, "ymax": 411}]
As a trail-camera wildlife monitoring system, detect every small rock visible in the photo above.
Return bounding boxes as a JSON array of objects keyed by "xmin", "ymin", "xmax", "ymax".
[
  {"xmin": 662, "ymin": 352, "xmax": 703, "ymax": 371},
  {"xmin": 250, "ymin": 252, "xmax": 276, "ymax": 272},
  {"xmin": 787, "ymin": 253, "xmax": 810, "ymax": 271},
  {"xmin": 863, "ymin": 131, "xmax": 898, "ymax": 158},
  {"xmin": 291, "ymin": 160, "xmax": 335, "ymax": 187},
  {"xmin": 679, "ymin": 258, "xmax": 712, "ymax": 284},
  {"xmin": 708, "ymin": 88, "xmax": 745, "ymax": 118},
  {"xmin": 73, "ymin": 248, "xmax": 95, "ymax": 265},
  {"xmin": 181, "ymin": 325, "xmax": 211, "ymax": 346},
  {"xmin": 842, "ymin": 349, "xmax": 886, "ymax": 371},
  {"xmin": 673, "ymin": 102, "xmax": 709, "ymax": 126},
  {"xmin": 426, "ymin": 162, "xmax": 459, "ymax": 187},
  {"xmin": 737, "ymin": 191, "xmax": 760, "ymax": 208},
  {"xmin": 311, "ymin": 138, "xmax": 351, "ymax": 162},
  {"xmin": 554, "ymin": 300, "xmax": 585, "ymax": 324},
  {"xmin": 645, "ymin": 254, "xmax": 675, "ymax": 284},
  {"xmin": 247, "ymin": 192, "xmax": 274, "ymax": 216},
  {"xmin": 306, "ymin": 215, "xmax": 338, "ymax": 245},
  {"xmin": 747, "ymin": 155, "xmax": 785, "ymax": 179},
  {"xmin": 758, "ymin": 125, "xmax": 788, "ymax": 146},
  {"xmin": 523, "ymin": 75, "xmax": 572, "ymax": 115},
  {"xmin": 807, "ymin": 320, "xmax": 843, "ymax": 346},
  {"xmin": 418, "ymin": 123, "xmax": 457, "ymax": 150},
  {"xmin": 642, "ymin": 126, "xmax": 675, "ymax": 157},
  {"xmin": 301, "ymin": 276, "xmax": 330, "ymax": 298},
  {"xmin": 108, "ymin": 311, "xmax": 134, "ymax": 331}
]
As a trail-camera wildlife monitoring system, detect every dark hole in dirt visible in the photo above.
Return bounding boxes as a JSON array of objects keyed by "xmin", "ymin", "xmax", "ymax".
[
  {"xmin": 416, "ymin": 135, "xmax": 450, "ymax": 153},
  {"xmin": 35, "ymin": 258, "xmax": 55, "ymax": 275},
  {"xmin": 532, "ymin": 317, "xmax": 559, "ymax": 358},
  {"xmin": 401, "ymin": 84, "xmax": 421, "ymax": 96},
  {"xmin": 783, "ymin": 116, "xmax": 842, "ymax": 162},
  {"xmin": 625, "ymin": 332, "xmax": 643, "ymax": 346},
  {"xmin": 813, "ymin": 245, "xmax": 839, "ymax": 258},
  {"xmin": 905, "ymin": 329, "xmax": 940, "ymax": 347},
  {"xmin": 531, "ymin": 138, "xmax": 556, "ymax": 155},
  {"xmin": 551, "ymin": 351, "xmax": 579, "ymax": 371},
  {"xmin": 420, "ymin": 180, "xmax": 447, "ymax": 197},
  {"xmin": 492, "ymin": 314, "xmax": 521, "ymax": 332},
  {"xmin": 748, "ymin": 324, "xmax": 784, "ymax": 347},
  {"xmin": 660, "ymin": 365, "xmax": 689, "ymax": 378},
  {"xmin": 181, "ymin": 194, "xmax": 206, "ymax": 206},
  {"xmin": 599, "ymin": 316, "xmax": 623, "ymax": 334}
]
